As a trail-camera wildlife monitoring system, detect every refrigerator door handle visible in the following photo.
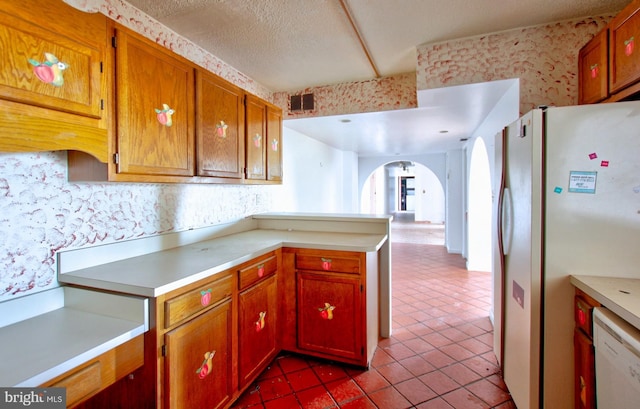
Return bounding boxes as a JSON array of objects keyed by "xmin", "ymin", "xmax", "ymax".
[{"xmin": 501, "ymin": 187, "xmax": 513, "ymax": 255}]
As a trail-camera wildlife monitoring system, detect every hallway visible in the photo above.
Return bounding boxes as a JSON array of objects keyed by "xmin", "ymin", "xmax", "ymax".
[{"xmin": 231, "ymin": 220, "xmax": 515, "ymax": 408}]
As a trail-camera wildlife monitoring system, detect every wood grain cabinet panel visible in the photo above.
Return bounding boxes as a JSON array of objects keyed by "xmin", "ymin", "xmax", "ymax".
[
  {"xmin": 165, "ymin": 299, "xmax": 233, "ymax": 409},
  {"xmin": 196, "ymin": 70, "xmax": 245, "ymax": 179},
  {"xmin": 266, "ymin": 106, "xmax": 282, "ymax": 182},
  {"xmin": 297, "ymin": 271, "xmax": 363, "ymax": 362},
  {"xmin": 578, "ymin": 29, "xmax": 609, "ymax": 104},
  {"xmin": 244, "ymin": 94, "xmax": 267, "ymax": 180},
  {"xmin": 165, "ymin": 274, "xmax": 233, "ymax": 328},
  {"xmin": 609, "ymin": 0, "xmax": 640, "ymax": 94},
  {"xmin": 113, "ymin": 26, "xmax": 195, "ymax": 177},
  {"xmin": 238, "ymin": 274, "xmax": 278, "ymax": 388},
  {"xmin": 0, "ymin": 0, "xmax": 109, "ymax": 162}
]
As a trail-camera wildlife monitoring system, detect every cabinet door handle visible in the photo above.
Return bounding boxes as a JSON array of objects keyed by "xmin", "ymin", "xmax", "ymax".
[
  {"xmin": 318, "ymin": 302, "xmax": 336, "ymax": 320},
  {"xmin": 624, "ymin": 36, "xmax": 635, "ymax": 57},
  {"xmin": 257, "ymin": 263, "xmax": 265, "ymax": 278},
  {"xmin": 155, "ymin": 103, "xmax": 175, "ymax": 126},
  {"xmin": 196, "ymin": 350, "xmax": 216, "ymax": 379},
  {"xmin": 255, "ymin": 311, "xmax": 267, "ymax": 332},
  {"xmin": 216, "ymin": 120, "xmax": 227, "ymax": 137},
  {"xmin": 321, "ymin": 258, "xmax": 332, "ymax": 270},
  {"xmin": 252, "ymin": 133, "xmax": 262, "ymax": 148}
]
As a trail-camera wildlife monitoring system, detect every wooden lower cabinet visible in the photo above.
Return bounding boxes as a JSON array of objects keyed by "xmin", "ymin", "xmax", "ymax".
[
  {"xmin": 282, "ymin": 248, "xmax": 379, "ymax": 368},
  {"xmin": 81, "ymin": 246, "xmax": 381, "ymax": 408},
  {"xmin": 44, "ymin": 335, "xmax": 144, "ymax": 409},
  {"xmin": 573, "ymin": 290, "xmax": 599, "ymax": 409},
  {"xmin": 238, "ymin": 274, "xmax": 278, "ymax": 387},
  {"xmin": 165, "ymin": 299, "xmax": 233, "ymax": 409},
  {"xmin": 297, "ymin": 271, "xmax": 363, "ymax": 362}
]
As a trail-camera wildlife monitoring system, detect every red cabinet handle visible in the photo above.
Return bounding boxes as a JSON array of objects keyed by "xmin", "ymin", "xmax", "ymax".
[
  {"xmin": 624, "ymin": 36, "xmax": 635, "ymax": 57},
  {"xmin": 318, "ymin": 302, "xmax": 335, "ymax": 320},
  {"xmin": 196, "ymin": 350, "xmax": 216, "ymax": 379},
  {"xmin": 200, "ymin": 289, "xmax": 212, "ymax": 306},
  {"xmin": 255, "ymin": 311, "xmax": 266, "ymax": 332},
  {"xmin": 257, "ymin": 263, "xmax": 265, "ymax": 278},
  {"xmin": 321, "ymin": 258, "xmax": 332, "ymax": 270}
]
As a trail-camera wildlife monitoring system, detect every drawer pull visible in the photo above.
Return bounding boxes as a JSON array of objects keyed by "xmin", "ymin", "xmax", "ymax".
[
  {"xmin": 318, "ymin": 302, "xmax": 336, "ymax": 320},
  {"xmin": 196, "ymin": 350, "xmax": 216, "ymax": 379},
  {"xmin": 625, "ymin": 36, "xmax": 635, "ymax": 57},
  {"xmin": 255, "ymin": 311, "xmax": 267, "ymax": 332},
  {"xmin": 257, "ymin": 263, "xmax": 265, "ymax": 278},
  {"xmin": 321, "ymin": 258, "xmax": 332, "ymax": 270},
  {"xmin": 200, "ymin": 289, "xmax": 212, "ymax": 306}
]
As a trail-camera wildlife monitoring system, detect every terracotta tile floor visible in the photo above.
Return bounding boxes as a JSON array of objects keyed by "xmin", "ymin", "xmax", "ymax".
[{"xmin": 231, "ymin": 219, "xmax": 516, "ymax": 408}]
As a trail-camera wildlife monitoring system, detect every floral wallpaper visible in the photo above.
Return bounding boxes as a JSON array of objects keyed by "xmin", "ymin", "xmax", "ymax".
[
  {"xmin": 0, "ymin": 152, "xmax": 274, "ymax": 299},
  {"xmin": 416, "ymin": 17, "xmax": 612, "ymax": 115}
]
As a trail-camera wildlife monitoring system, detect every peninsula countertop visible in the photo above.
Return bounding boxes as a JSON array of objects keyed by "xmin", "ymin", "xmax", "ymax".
[{"xmin": 58, "ymin": 228, "xmax": 388, "ymax": 298}]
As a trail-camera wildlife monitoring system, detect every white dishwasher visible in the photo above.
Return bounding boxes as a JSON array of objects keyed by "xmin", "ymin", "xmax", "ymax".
[{"xmin": 593, "ymin": 307, "xmax": 640, "ymax": 409}]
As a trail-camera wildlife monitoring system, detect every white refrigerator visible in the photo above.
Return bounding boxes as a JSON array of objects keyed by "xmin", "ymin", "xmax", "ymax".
[{"xmin": 494, "ymin": 101, "xmax": 640, "ymax": 409}]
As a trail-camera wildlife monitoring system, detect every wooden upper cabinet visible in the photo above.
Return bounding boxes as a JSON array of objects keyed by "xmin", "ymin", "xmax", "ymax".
[
  {"xmin": 0, "ymin": 0, "xmax": 104, "ymax": 118},
  {"xmin": 609, "ymin": 0, "xmax": 640, "ymax": 94},
  {"xmin": 196, "ymin": 70, "xmax": 245, "ymax": 179},
  {"xmin": 266, "ymin": 105, "xmax": 283, "ymax": 181},
  {"xmin": 245, "ymin": 94, "xmax": 283, "ymax": 182},
  {"xmin": 578, "ymin": 29, "xmax": 609, "ymax": 104},
  {"xmin": 245, "ymin": 94, "xmax": 267, "ymax": 180},
  {"xmin": 0, "ymin": 0, "xmax": 109, "ymax": 162},
  {"xmin": 113, "ymin": 26, "xmax": 195, "ymax": 177}
]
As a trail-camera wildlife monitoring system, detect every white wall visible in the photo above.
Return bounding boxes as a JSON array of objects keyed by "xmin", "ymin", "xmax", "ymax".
[
  {"xmin": 280, "ymin": 128, "xmax": 355, "ymax": 213},
  {"xmin": 414, "ymin": 164, "xmax": 445, "ymax": 223},
  {"xmin": 445, "ymin": 151, "xmax": 464, "ymax": 254}
]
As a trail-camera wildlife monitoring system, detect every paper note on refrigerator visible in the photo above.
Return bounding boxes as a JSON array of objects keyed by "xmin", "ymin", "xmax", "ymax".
[{"xmin": 568, "ymin": 171, "xmax": 597, "ymax": 193}]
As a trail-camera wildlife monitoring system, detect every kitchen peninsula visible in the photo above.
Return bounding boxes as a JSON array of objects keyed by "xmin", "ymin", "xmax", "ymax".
[{"xmin": 54, "ymin": 212, "xmax": 391, "ymax": 408}]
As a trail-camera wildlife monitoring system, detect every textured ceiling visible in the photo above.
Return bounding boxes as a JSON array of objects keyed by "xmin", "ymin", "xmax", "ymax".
[
  {"xmin": 125, "ymin": 0, "xmax": 627, "ymax": 91},
  {"xmin": 123, "ymin": 0, "xmax": 628, "ymax": 156}
]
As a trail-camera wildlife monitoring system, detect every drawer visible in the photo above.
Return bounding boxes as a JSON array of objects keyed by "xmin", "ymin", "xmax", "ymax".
[
  {"xmin": 239, "ymin": 254, "xmax": 277, "ymax": 291},
  {"xmin": 165, "ymin": 274, "xmax": 233, "ymax": 328},
  {"xmin": 51, "ymin": 361, "xmax": 102, "ymax": 408},
  {"xmin": 295, "ymin": 253, "xmax": 360, "ymax": 274}
]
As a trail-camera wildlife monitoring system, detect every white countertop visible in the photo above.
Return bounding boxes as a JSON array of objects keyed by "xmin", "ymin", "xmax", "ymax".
[
  {"xmin": 58, "ymin": 229, "xmax": 388, "ymax": 297},
  {"xmin": 570, "ymin": 275, "xmax": 640, "ymax": 330},
  {"xmin": 0, "ymin": 287, "xmax": 148, "ymax": 387}
]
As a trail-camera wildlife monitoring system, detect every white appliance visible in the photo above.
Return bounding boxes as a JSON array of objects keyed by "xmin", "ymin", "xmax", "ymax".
[
  {"xmin": 593, "ymin": 307, "xmax": 640, "ymax": 409},
  {"xmin": 494, "ymin": 101, "xmax": 640, "ymax": 409}
]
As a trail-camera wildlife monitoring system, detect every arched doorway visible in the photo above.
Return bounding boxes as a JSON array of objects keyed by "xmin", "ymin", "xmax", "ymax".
[{"xmin": 467, "ymin": 138, "xmax": 492, "ymax": 271}]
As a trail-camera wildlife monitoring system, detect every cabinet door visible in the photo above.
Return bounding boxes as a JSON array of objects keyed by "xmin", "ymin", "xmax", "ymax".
[
  {"xmin": 574, "ymin": 328, "xmax": 595, "ymax": 409},
  {"xmin": 245, "ymin": 95, "xmax": 266, "ymax": 180},
  {"xmin": 578, "ymin": 29, "xmax": 609, "ymax": 104},
  {"xmin": 165, "ymin": 300, "xmax": 233, "ymax": 409},
  {"xmin": 609, "ymin": 2, "xmax": 640, "ymax": 93},
  {"xmin": 297, "ymin": 271, "xmax": 363, "ymax": 361},
  {"xmin": 0, "ymin": 0, "xmax": 105, "ymax": 118},
  {"xmin": 266, "ymin": 106, "xmax": 282, "ymax": 181},
  {"xmin": 114, "ymin": 27, "xmax": 195, "ymax": 177},
  {"xmin": 196, "ymin": 71, "xmax": 245, "ymax": 178},
  {"xmin": 238, "ymin": 274, "xmax": 277, "ymax": 387}
]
